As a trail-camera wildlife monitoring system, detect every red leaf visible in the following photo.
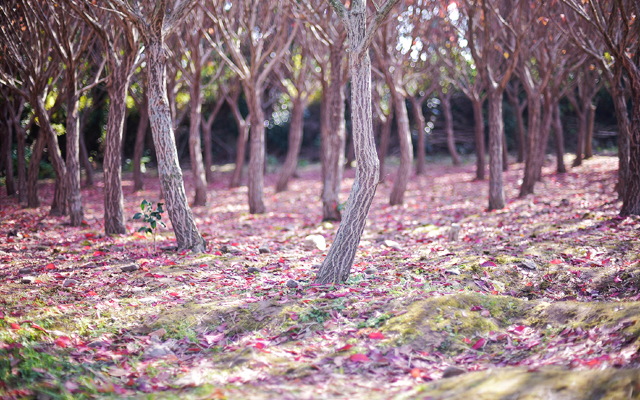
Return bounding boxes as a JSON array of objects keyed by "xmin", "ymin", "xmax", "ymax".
[
  {"xmin": 10, "ymin": 323, "xmax": 21, "ymax": 330},
  {"xmin": 87, "ymin": 291, "xmax": 97, "ymax": 296},
  {"xmin": 368, "ymin": 332, "xmax": 385, "ymax": 340},
  {"xmin": 471, "ymin": 338, "xmax": 486, "ymax": 350},
  {"xmin": 550, "ymin": 259, "xmax": 562, "ymax": 264},
  {"xmin": 0, "ymin": 311, "xmax": 4, "ymax": 319},
  {"xmin": 480, "ymin": 261, "xmax": 496, "ymax": 267},
  {"xmin": 254, "ymin": 342, "xmax": 265, "ymax": 349},
  {"xmin": 46, "ymin": 263, "xmax": 55, "ymax": 270},
  {"xmin": 336, "ymin": 344, "xmax": 353, "ymax": 352},
  {"xmin": 169, "ymin": 292, "xmax": 179, "ymax": 297},
  {"xmin": 54, "ymin": 336, "xmax": 71, "ymax": 348},
  {"xmin": 93, "ymin": 251, "xmax": 105, "ymax": 257},
  {"xmin": 470, "ymin": 306, "xmax": 483, "ymax": 311},
  {"xmin": 214, "ymin": 251, "xmax": 222, "ymax": 256},
  {"xmin": 411, "ymin": 368, "xmax": 421, "ymax": 378},
  {"xmin": 462, "ymin": 338, "xmax": 472, "ymax": 344},
  {"xmin": 349, "ymin": 353, "xmax": 369, "ymax": 362},
  {"xmin": 31, "ymin": 323, "xmax": 47, "ymax": 332}
]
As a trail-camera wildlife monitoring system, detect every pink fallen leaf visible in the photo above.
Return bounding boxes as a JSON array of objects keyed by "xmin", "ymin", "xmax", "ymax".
[
  {"xmin": 169, "ymin": 292, "xmax": 179, "ymax": 297},
  {"xmin": 550, "ymin": 259, "xmax": 563, "ymax": 264},
  {"xmin": 253, "ymin": 342, "xmax": 266, "ymax": 349},
  {"xmin": 64, "ymin": 381, "xmax": 79, "ymax": 392},
  {"xmin": 31, "ymin": 323, "xmax": 47, "ymax": 332},
  {"xmin": 480, "ymin": 261, "xmax": 496, "ymax": 267},
  {"xmin": 480, "ymin": 310, "xmax": 491, "ymax": 317},
  {"xmin": 337, "ymin": 344, "xmax": 353, "ymax": 352},
  {"xmin": 471, "ymin": 338, "xmax": 486, "ymax": 350},
  {"xmin": 462, "ymin": 338, "xmax": 472, "ymax": 344},
  {"xmin": 55, "ymin": 336, "xmax": 71, "ymax": 348},
  {"xmin": 614, "ymin": 276, "xmax": 622, "ymax": 283},
  {"xmin": 349, "ymin": 353, "xmax": 369, "ymax": 362},
  {"xmin": 411, "ymin": 368, "xmax": 421, "ymax": 378},
  {"xmin": 46, "ymin": 263, "xmax": 56, "ymax": 270},
  {"xmin": 368, "ymin": 332, "xmax": 385, "ymax": 340},
  {"xmin": 10, "ymin": 323, "xmax": 21, "ymax": 330},
  {"xmin": 470, "ymin": 306, "xmax": 483, "ymax": 311}
]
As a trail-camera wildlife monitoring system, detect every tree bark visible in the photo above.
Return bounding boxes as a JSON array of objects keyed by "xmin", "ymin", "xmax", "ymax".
[
  {"xmin": 584, "ymin": 102, "xmax": 595, "ymax": 159},
  {"xmin": 389, "ymin": 90, "xmax": 413, "ymax": 205},
  {"xmin": 502, "ymin": 130, "xmax": 509, "ymax": 171},
  {"xmin": 519, "ymin": 94, "xmax": 541, "ymax": 197},
  {"xmin": 472, "ymin": 99, "xmax": 485, "ymax": 180},
  {"xmin": 506, "ymin": 86, "xmax": 526, "ymax": 163},
  {"xmin": 487, "ymin": 91, "xmax": 505, "ymax": 210},
  {"xmin": 411, "ymin": 97, "xmax": 426, "ymax": 175},
  {"xmin": 65, "ymin": 70, "xmax": 84, "ymax": 226},
  {"xmin": 439, "ymin": 89, "xmax": 460, "ymax": 166},
  {"xmin": 573, "ymin": 112, "xmax": 585, "ymax": 167},
  {"xmin": 202, "ymin": 97, "xmax": 225, "ymax": 183},
  {"xmin": 378, "ymin": 100, "xmax": 393, "ymax": 180},
  {"xmin": 534, "ymin": 93, "xmax": 554, "ymax": 182},
  {"xmin": 133, "ymin": 93, "xmax": 149, "ymax": 192},
  {"xmin": 321, "ymin": 45, "xmax": 346, "ymax": 221},
  {"xmin": 228, "ymin": 89, "xmax": 249, "ymax": 189},
  {"xmin": 15, "ymin": 118, "xmax": 27, "ymax": 203},
  {"xmin": 276, "ymin": 96, "xmax": 305, "ymax": 192},
  {"xmin": 26, "ymin": 130, "xmax": 46, "ymax": 208},
  {"xmin": 619, "ymin": 65, "xmax": 640, "ymax": 216},
  {"xmin": 244, "ymin": 86, "xmax": 267, "ymax": 214},
  {"xmin": 146, "ymin": 40, "xmax": 206, "ymax": 251},
  {"xmin": 315, "ymin": 18, "xmax": 379, "ymax": 284},
  {"xmin": 612, "ymin": 87, "xmax": 630, "ymax": 199},
  {"xmin": 2, "ymin": 117, "xmax": 15, "ymax": 197},
  {"xmin": 188, "ymin": 64, "xmax": 207, "ymax": 206},
  {"xmin": 79, "ymin": 129, "xmax": 94, "ymax": 188},
  {"xmin": 553, "ymin": 100, "xmax": 566, "ymax": 174}
]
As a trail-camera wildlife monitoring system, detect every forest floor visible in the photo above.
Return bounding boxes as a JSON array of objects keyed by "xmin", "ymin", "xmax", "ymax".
[{"xmin": 1, "ymin": 154, "xmax": 640, "ymax": 400}]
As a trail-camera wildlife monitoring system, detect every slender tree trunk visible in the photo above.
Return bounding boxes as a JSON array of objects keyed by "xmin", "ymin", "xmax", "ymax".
[
  {"xmin": 276, "ymin": 96, "xmax": 305, "ymax": 192},
  {"xmin": 612, "ymin": 87, "xmax": 630, "ymax": 199},
  {"xmin": 411, "ymin": 97, "xmax": 426, "ymax": 175},
  {"xmin": 26, "ymin": 131, "xmax": 45, "ymax": 208},
  {"xmin": 3, "ymin": 119, "xmax": 15, "ymax": 196},
  {"xmin": 508, "ymin": 96, "xmax": 526, "ymax": 163},
  {"xmin": 65, "ymin": 80, "xmax": 84, "ymax": 226},
  {"xmin": 519, "ymin": 95, "xmax": 541, "ymax": 197},
  {"xmin": 389, "ymin": 90, "xmax": 413, "ymax": 205},
  {"xmin": 104, "ymin": 66, "xmax": 131, "ymax": 234},
  {"xmin": 188, "ymin": 68, "xmax": 207, "ymax": 206},
  {"xmin": 202, "ymin": 97, "xmax": 224, "ymax": 183},
  {"xmin": 133, "ymin": 94, "xmax": 149, "ymax": 192},
  {"xmin": 573, "ymin": 111, "xmax": 586, "ymax": 167},
  {"xmin": 244, "ymin": 85, "xmax": 266, "ymax": 214},
  {"xmin": 378, "ymin": 102, "xmax": 393, "ymax": 180},
  {"xmin": 230, "ymin": 121, "xmax": 248, "ymax": 188},
  {"xmin": 321, "ymin": 45, "xmax": 346, "ymax": 221},
  {"xmin": 79, "ymin": 131, "xmax": 94, "ymax": 187},
  {"xmin": 534, "ymin": 94, "xmax": 554, "ymax": 182},
  {"xmin": 34, "ymin": 98, "xmax": 67, "ymax": 216},
  {"xmin": 584, "ymin": 102, "xmax": 595, "ymax": 159},
  {"xmin": 487, "ymin": 91, "xmax": 505, "ymax": 210},
  {"xmin": 345, "ymin": 130, "xmax": 355, "ymax": 169},
  {"xmin": 315, "ymin": 29, "xmax": 378, "ymax": 284},
  {"xmin": 146, "ymin": 40, "xmax": 206, "ymax": 251},
  {"xmin": 472, "ymin": 99, "xmax": 485, "ymax": 180},
  {"xmin": 15, "ymin": 121, "xmax": 27, "ymax": 203},
  {"xmin": 553, "ymin": 100, "xmax": 566, "ymax": 174},
  {"xmin": 502, "ymin": 130, "xmax": 509, "ymax": 171},
  {"xmin": 440, "ymin": 90, "xmax": 460, "ymax": 166}
]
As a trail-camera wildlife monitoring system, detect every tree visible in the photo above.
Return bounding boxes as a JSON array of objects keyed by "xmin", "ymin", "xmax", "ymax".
[
  {"xmin": 0, "ymin": 91, "xmax": 16, "ymax": 197},
  {"xmin": 505, "ymin": 80, "xmax": 527, "ymax": 163},
  {"xmin": 436, "ymin": 83, "xmax": 461, "ymax": 166},
  {"xmin": 3, "ymin": 90, "xmax": 32, "ymax": 203},
  {"xmin": 566, "ymin": 63, "xmax": 602, "ymax": 167},
  {"xmin": 372, "ymin": 79, "xmax": 394, "ymax": 179},
  {"xmin": 461, "ymin": 0, "xmax": 532, "ymax": 210},
  {"xmin": 314, "ymin": 0, "xmax": 399, "ymax": 285},
  {"xmin": 220, "ymin": 78, "xmax": 250, "ymax": 188},
  {"xmin": 129, "ymin": 73, "xmax": 149, "ymax": 192},
  {"xmin": 207, "ymin": 0, "xmax": 297, "ymax": 214}
]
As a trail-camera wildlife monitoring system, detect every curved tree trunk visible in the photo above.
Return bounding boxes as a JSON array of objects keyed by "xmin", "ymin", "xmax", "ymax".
[
  {"xmin": 244, "ymin": 85, "xmax": 266, "ymax": 214},
  {"xmin": 440, "ymin": 89, "xmax": 460, "ymax": 166},
  {"xmin": 79, "ymin": 132, "xmax": 94, "ymax": 187},
  {"xmin": 378, "ymin": 101, "xmax": 393, "ymax": 180},
  {"xmin": 146, "ymin": 40, "xmax": 206, "ymax": 252},
  {"xmin": 487, "ymin": 91, "xmax": 505, "ymax": 210},
  {"xmin": 65, "ymin": 74, "xmax": 84, "ymax": 226},
  {"xmin": 315, "ymin": 40, "xmax": 378, "ymax": 284},
  {"xmin": 276, "ymin": 96, "xmax": 305, "ymax": 192},
  {"xmin": 321, "ymin": 45, "xmax": 346, "ymax": 221},
  {"xmin": 612, "ymin": 87, "xmax": 630, "ymax": 199},
  {"xmin": 389, "ymin": 90, "xmax": 413, "ymax": 205},
  {"xmin": 472, "ymin": 99, "xmax": 485, "ymax": 180},
  {"xmin": 188, "ymin": 69, "xmax": 207, "ymax": 206},
  {"xmin": 519, "ymin": 95, "xmax": 541, "ymax": 197},
  {"xmin": 584, "ymin": 102, "xmax": 595, "ymax": 159},
  {"xmin": 553, "ymin": 101, "xmax": 566, "ymax": 174},
  {"xmin": 26, "ymin": 132, "xmax": 45, "ymax": 208},
  {"xmin": 411, "ymin": 97, "xmax": 426, "ymax": 175},
  {"xmin": 133, "ymin": 92, "xmax": 149, "ymax": 192}
]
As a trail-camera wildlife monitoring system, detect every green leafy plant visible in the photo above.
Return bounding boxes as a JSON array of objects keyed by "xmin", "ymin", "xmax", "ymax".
[{"xmin": 133, "ymin": 200, "xmax": 166, "ymax": 252}]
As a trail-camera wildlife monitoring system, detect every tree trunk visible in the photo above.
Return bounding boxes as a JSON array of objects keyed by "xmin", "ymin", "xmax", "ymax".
[
  {"xmin": 612, "ymin": 87, "xmax": 630, "ymax": 199},
  {"xmin": 315, "ymin": 22, "xmax": 378, "ymax": 284},
  {"xmin": 502, "ymin": 129, "xmax": 509, "ymax": 171},
  {"xmin": 411, "ymin": 97, "xmax": 426, "ymax": 175},
  {"xmin": 389, "ymin": 90, "xmax": 413, "ymax": 205},
  {"xmin": 440, "ymin": 90, "xmax": 460, "ymax": 166},
  {"xmin": 230, "ymin": 121, "xmax": 248, "ymax": 188},
  {"xmin": 534, "ymin": 94, "xmax": 554, "ymax": 182},
  {"xmin": 487, "ymin": 91, "xmax": 505, "ymax": 210},
  {"xmin": 188, "ymin": 68, "xmax": 207, "ymax": 206},
  {"xmin": 146, "ymin": 40, "xmax": 206, "ymax": 251},
  {"xmin": 133, "ymin": 92, "xmax": 149, "ymax": 192},
  {"xmin": 553, "ymin": 100, "xmax": 566, "ymax": 174},
  {"xmin": 584, "ymin": 102, "xmax": 595, "ymax": 159},
  {"xmin": 276, "ymin": 96, "xmax": 305, "ymax": 192},
  {"xmin": 34, "ymin": 97, "xmax": 67, "ymax": 217},
  {"xmin": 15, "ymin": 120, "xmax": 27, "ymax": 203},
  {"xmin": 378, "ymin": 101, "xmax": 393, "ymax": 180},
  {"xmin": 620, "ymin": 84, "xmax": 640, "ymax": 215},
  {"xmin": 508, "ymin": 96, "xmax": 526, "ymax": 163},
  {"xmin": 519, "ymin": 94, "xmax": 541, "ymax": 197},
  {"xmin": 321, "ymin": 45, "xmax": 346, "ymax": 221},
  {"xmin": 26, "ymin": 130, "xmax": 45, "ymax": 208},
  {"xmin": 65, "ymin": 69, "xmax": 84, "ymax": 226},
  {"xmin": 104, "ymin": 65, "xmax": 131, "ymax": 234},
  {"xmin": 573, "ymin": 111, "xmax": 585, "ymax": 167},
  {"xmin": 244, "ymin": 85, "xmax": 266, "ymax": 214},
  {"xmin": 3, "ymin": 118, "xmax": 15, "ymax": 196},
  {"xmin": 472, "ymin": 99, "xmax": 485, "ymax": 180},
  {"xmin": 79, "ymin": 131, "xmax": 94, "ymax": 187},
  {"xmin": 202, "ymin": 97, "xmax": 224, "ymax": 183}
]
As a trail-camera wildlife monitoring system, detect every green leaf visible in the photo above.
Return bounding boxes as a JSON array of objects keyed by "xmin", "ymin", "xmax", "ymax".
[
  {"xmin": 159, "ymin": 221, "xmax": 166, "ymax": 228},
  {"xmin": 151, "ymin": 220, "xmax": 156, "ymax": 229},
  {"xmin": 133, "ymin": 213, "xmax": 142, "ymax": 220},
  {"xmin": 138, "ymin": 227, "xmax": 147, "ymax": 233},
  {"xmin": 146, "ymin": 228, "xmax": 153, "ymax": 234}
]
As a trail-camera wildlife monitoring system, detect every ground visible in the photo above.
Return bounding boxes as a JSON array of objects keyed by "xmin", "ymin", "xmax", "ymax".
[{"xmin": 1, "ymin": 154, "xmax": 640, "ymax": 399}]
